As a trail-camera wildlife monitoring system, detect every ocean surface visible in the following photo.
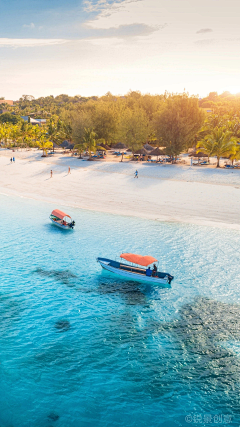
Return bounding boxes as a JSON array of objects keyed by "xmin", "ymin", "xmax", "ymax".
[{"xmin": 1, "ymin": 194, "xmax": 240, "ymax": 427}]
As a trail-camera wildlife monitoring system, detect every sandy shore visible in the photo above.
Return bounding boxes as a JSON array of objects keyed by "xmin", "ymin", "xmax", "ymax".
[{"xmin": 1, "ymin": 149, "xmax": 240, "ymax": 230}]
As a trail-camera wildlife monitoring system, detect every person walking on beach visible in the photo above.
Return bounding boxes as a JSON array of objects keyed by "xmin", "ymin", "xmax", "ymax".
[
  {"xmin": 10, "ymin": 157, "xmax": 12, "ymax": 163},
  {"xmin": 50, "ymin": 170, "xmax": 52, "ymax": 178},
  {"xmin": 13, "ymin": 157, "xmax": 15, "ymax": 163},
  {"xmin": 68, "ymin": 167, "xmax": 71, "ymax": 174},
  {"xmin": 134, "ymin": 170, "xmax": 138, "ymax": 178}
]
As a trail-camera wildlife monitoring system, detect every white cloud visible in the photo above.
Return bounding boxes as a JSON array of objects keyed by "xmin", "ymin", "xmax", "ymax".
[
  {"xmin": 86, "ymin": 0, "xmax": 158, "ymax": 29},
  {"xmin": 83, "ymin": 0, "xmax": 138, "ymax": 14},
  {"xmin": 23, "ymin": 23, "xmax": 35, "ymax": 29},
  {"xmin": 196, "ymin": 28, "xmax": 213, "ymax": 34},
  {"xmin": 0, "ymin": 38, "xmax": 68, "ymax": 47}
]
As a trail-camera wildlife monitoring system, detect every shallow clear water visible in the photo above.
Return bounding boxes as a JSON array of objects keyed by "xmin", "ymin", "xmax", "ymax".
[{"xmin": 1, "ymin": 194, "xmax": 240, "ymax": 427}]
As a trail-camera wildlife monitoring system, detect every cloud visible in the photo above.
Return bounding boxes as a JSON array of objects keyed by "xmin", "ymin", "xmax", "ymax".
[
  {"xmin": 196, "ymin": 28, "xmax": 213, "ymax": 34},
  {"xmin": 85, "ymin": 23, "xmax": 165, "ymax": 39},
  {"xmin": 23, "ymin": 23, "xmax": 35, "ymax": 29},
  {"xmin": 0, "ymin": 38, "xmax": 68, "ymax": 48},
  {"xmin": 194, "ymin": 39, "xmax": 214, "ymax": 45},
  {"xmin": 84, "ymin": 0, "xmax": 141, "ymax": 13}
]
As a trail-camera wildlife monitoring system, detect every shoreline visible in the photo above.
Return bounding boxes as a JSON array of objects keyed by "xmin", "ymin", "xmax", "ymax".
[{"xmin": 1, "ymin": 150, "xmax": 240, "ymax": 231}]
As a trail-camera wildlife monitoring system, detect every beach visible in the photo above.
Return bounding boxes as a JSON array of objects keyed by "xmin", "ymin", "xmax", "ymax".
[{"xmin": 1, "ymin": 149, "xmax": 240, "ymax": 230}]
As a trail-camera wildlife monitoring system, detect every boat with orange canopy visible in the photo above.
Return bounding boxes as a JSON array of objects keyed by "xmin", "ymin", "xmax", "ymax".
[
  {"xmin": 97, "ymin": 253, "xmax": 174, "ymax": 285},
  {"xmin": 49, "ymin": 209, "xmax": 75, "ymax": 229}
]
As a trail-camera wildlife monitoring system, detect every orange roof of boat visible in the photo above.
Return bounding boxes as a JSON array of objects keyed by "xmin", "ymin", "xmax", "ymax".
[
  {"xmin": 120, "ymin": 253, "xmax": 158, "ymax": 267},
  {"xmin": 51, "ymin": 209, "xmax": 71, "ymax": 220}
]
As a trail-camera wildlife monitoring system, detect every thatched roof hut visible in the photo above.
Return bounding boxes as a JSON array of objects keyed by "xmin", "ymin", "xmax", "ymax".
[
  {"xmin": 144, "ymin": 143, "xmax": 154, "ymax": 151},
  {"xmin": 189, "ymin": 151, "xmax": 208, "ymax": 158},
  {"xmin": 103, "ymin": 144, "xmax": 111, "ymax": 150},
  {"xmin": 134, "ymin": 147, "xmax": 149, "ymax": 155},
  {"xmin": 150, "ymin": 147, "xmax": 167, "ymax": 156}
]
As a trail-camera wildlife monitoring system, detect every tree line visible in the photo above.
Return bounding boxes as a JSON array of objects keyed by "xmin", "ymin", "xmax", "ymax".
[{"xmin": 1, "ymin": 91, "xmax": 240, "ymax": 165}]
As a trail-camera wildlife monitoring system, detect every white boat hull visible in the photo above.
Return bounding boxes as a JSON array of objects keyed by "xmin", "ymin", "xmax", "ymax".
[
  {"xmin": 49, "ymin": 218, "xmax": 73, "ymax": 229},
  {"xmin": 98, "ymin": 260, "xmax": 171, "ymax": 286}
]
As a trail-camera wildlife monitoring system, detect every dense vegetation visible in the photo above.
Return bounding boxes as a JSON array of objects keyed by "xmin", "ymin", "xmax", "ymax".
[{"xmin": 1, "ymin": 91, "xmax": 240, "ymax": 165}]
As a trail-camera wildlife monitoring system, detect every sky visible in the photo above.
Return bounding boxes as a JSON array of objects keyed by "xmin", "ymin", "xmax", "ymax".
[{"xmin": 1, "ymin": 0, "xmax": 240, "ymax": 99}]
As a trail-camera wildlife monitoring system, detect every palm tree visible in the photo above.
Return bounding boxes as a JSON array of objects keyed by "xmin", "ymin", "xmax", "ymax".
[
  {"xmin": 0, "ymin": 123, "xmax": 11, "ymax": 147},
  {"xmin": 196, "ymin": 137, "xmax": 215, "ymax": 161},
  {"xmin": 9, "ymin": 124, "xmax": 21, "ymax": 147},
  {"xmin": 73, "ymin": 141, "xmax": 86, "ymax": 158},
  {"xmin": 47, "ymin": 119, "xmax": 65, "ymax": 151},
  {"xmin": 198, "ymin": 127, "xmax": 237, "ymax": 167},
  {"xmin": 37, "ymin": 133, "xmax": 53, "ymax": 156},
  {"xmin": 83, "ymin": 128, "xmax": 105, "ymax": 158},
  {"xmin": 229, "ymin": 144, "xmax": 240, "ymax": 165}
]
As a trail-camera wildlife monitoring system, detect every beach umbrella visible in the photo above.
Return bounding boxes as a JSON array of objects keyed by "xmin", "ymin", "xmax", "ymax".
[
  {"xmin": 103, "ymin": 144, "xmax": 111, "ymax": 150},
  {"xmin": 189, "ymin": 151, "xmax": 208, "ymax": 164},
  {"xmin": 113, "ymin": 142, "xmax": 127, "ymax": 150},
  {"xmin": 134, "ymin": 147, "xmax": 149, "ymax": 155},
  {"xmin": 144, "ymin": 143, "xmax": 154, "ymax": 151},
  {"xmin": 68, "ymin": 144, "xmax": 74, "ymax": 150},
  {"xmin": 150, "ymin": 147, "xmax": 167, "ymax": 156},
  {"xmin": 188, "ymin": 151, "xmax": 208, "ymax": 157},
  {"xmin": 60, "ymin": 140, "xmax": 70, "ymax": 148}
]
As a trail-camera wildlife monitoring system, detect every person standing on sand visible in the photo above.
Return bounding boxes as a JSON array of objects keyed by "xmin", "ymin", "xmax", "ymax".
[
  {"xmin": 134, "ymin": 170, "xmax": 138, "ymax": 178},
  {"xmin": 68, "ymin": 167, "xmax": 71, "ymax": 174},
  {"xmin": 13, "ymin": 157, "xmax": 15, "ymax": 162},
  {"xmin": 10, "ymin": 157, "xmax": 12, "ymax": 163},
  {"xmin": 50, "ymin": 170, "xmax": 52, "ymax": 178}
]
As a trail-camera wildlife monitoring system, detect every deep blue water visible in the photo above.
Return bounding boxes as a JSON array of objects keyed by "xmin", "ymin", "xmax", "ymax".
[{"xmin": 1, "ymin": 194, "xmax": 240, "ymax": 427}]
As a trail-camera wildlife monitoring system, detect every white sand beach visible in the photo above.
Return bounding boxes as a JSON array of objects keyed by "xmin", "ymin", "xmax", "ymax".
[{"xmin": 1, "ymin": 149, "xmax": 240, "ymax": 230}]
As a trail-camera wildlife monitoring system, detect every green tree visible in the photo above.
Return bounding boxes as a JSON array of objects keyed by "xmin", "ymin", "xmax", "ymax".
[
  {"xmin": 196, "ymin": 137, "xmax": 215, "ymax": 161},
  {"xmin": 92, "ymin": 103, "xmax": 118, "ymax": 145},
  {"xmin": 82, "ymin": 128, "xmax": 105, "ymax": 158},
  {"xmin": 198, "ymin": 127, "xmax": 237, "ymax": 167},
  {"xmin": 47, "ymin": 118, "xmax": 66, "ymax": 151},
  {"xmin": 0, "ymin": 113, "xmax": 22, "ymax": 124},
  {"xmin": 37, "ymin": 133, "xmax": 53, "ymax": 156},
  {"xmin": 154, "ymin": 94, "xmax": 205, "ymax": 158},
  {"xmin": 118, "ymin": 107, "xmax": 149, "ymax": 153},
  {"xmin": 72, "ymin": 110, "xmax": 93, "ymax": 148}
]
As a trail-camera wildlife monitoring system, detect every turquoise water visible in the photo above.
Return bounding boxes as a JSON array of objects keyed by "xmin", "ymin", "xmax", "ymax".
[{"xmin": 1, "ymin": 194, "xmax": 240, "ymax": 427}]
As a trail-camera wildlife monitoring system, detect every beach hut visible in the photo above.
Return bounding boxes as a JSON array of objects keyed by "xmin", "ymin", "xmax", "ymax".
[
  {"xmin": 103, "ymin": 144, "xmax": 111, "ymax": 150},
  {"xmin": 189, "ymin": 151, "xmax": 208, "ymax": 164},
  {"xmin": 150, "ymin": 147, "xmax": 168, "ymax": 162},
  {"xmin": 133, "ymin": 147, "xmax": 149, "ymax": 161},
  {"xmin": 150, "ymin": 147, "xmax": 166, "ymax": 155},
  {"xmin": 189, "ymin": 151, "xmax": 208, "ymax": 157},
  {"xmin": 134, "ymin": 147, "xmax": 148, "ymax": 155}
]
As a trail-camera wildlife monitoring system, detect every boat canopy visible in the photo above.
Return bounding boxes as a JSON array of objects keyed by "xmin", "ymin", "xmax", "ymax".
[
  {"xmin": 51, "ymin": 209, "xmax": 71, "ymax": 220},
  {"xmin": 120, "ymin": 253, "xmax": 158, "ymax": 267}
]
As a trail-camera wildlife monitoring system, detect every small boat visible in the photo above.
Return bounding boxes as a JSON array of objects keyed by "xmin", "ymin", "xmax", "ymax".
[
  {"xmin": 49, "ymin": 209, "xmax": 75, "ymax": 229},
  {"xmin": 97, "ymin": 253, "xmax": 174, "ymax": 286}
]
